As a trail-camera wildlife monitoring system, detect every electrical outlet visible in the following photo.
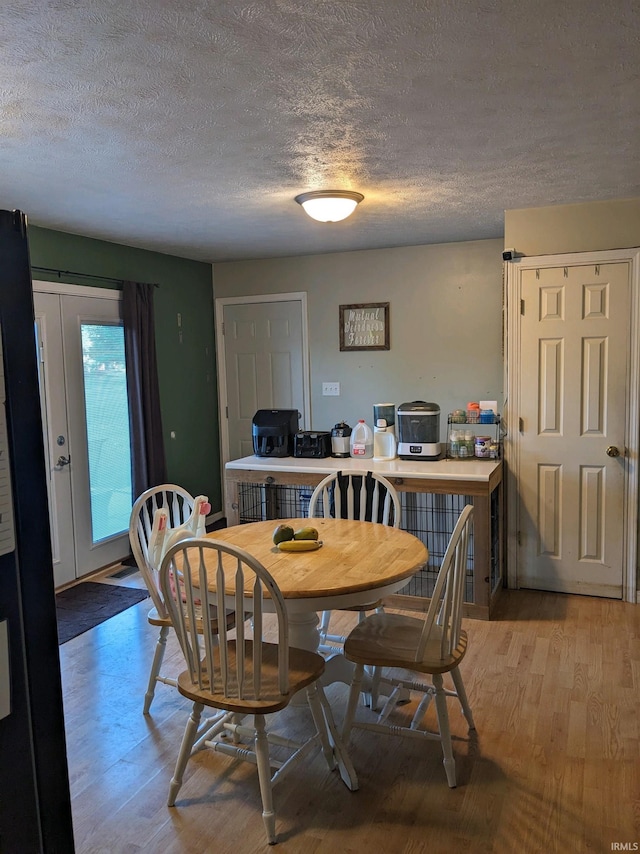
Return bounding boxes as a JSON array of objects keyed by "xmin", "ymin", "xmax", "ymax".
[{"xmin": 322, "ymin": 382, "xmax": 340, "ymax": 396}]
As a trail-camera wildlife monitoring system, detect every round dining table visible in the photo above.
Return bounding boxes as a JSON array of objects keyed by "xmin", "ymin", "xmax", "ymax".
[{"xmin": 203, "ymin": 517, "xmax": 428, "ymax": 688}]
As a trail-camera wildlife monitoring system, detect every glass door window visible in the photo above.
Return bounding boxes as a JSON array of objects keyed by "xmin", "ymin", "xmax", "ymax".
[{"xmin": 81, "ymin": 323, "xmax": 132, "ymax": 544}]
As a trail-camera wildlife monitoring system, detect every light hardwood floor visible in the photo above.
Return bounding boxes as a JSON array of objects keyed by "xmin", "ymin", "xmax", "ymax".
[{"xmin": 60, "ymin": 578, "xmax": 640, "ymax": 853}]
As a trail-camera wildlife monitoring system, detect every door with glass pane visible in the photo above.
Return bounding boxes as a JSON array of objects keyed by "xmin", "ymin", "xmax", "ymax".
[{"xmin": 34, "ymin": 290, "xmax": 132, "ymax": 587}]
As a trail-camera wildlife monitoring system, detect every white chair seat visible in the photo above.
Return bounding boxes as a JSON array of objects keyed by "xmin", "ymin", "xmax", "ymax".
[{"xmin": 345, "ymin": 612, "xmax": 469, "ymax": 674}]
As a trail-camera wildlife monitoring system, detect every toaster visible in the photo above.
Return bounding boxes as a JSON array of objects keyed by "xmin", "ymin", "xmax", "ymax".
[{"xmin": 293, "ymin": 431, "xmax": 332, "ymax": 458}]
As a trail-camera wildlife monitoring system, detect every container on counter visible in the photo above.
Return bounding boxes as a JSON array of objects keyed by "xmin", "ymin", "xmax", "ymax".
[
  {"xmin": 475, "ymin": 436, "xmax": 492, "ymax": 458},
  {"xmin": 350, "ymin": 419, "xmax": 373, "ymax": 459},
  {"xmin": 466, "ymin": 402, "xmax": 480, "ymax": 423},
  {"xmin": 458, "ymin": 430, "xmax": 473, "ymax": 458},
  {"xmin": 331, "ymin": 421, "xmax": 352, "ymax": 457}
]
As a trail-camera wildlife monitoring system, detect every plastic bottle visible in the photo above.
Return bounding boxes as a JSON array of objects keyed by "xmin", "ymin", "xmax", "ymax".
[
  {"xmin": 464, "ymin": 430, "xmax": 475, "ymax": 457},
  {"xmin": 449, "ymin": 429, "xmax": 459, "ymax": 458},
  {"xmin": 350, "ymin": 419, "xmax": 374, "ymax": 459}
]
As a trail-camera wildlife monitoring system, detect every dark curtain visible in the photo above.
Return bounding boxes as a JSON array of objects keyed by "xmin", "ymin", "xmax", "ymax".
[{"xmin": 122, "ymin": 280, "xmax": 167, "ymax": 499}]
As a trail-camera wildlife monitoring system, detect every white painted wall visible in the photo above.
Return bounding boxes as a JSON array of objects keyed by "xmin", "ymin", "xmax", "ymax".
[
  {"xmin": 505, "ymin": 197, "xmax": 640, "ymax": 256},
  {"xmin": 214, "ymin": 238, "xmax": 504, "ymax": 440}
]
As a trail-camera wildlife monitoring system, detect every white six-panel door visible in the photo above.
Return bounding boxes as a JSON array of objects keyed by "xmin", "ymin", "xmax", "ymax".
[
  {"xmin": 517, "ymin": 262, "xmax": 630, "ymax": 597},
  {"xmin": 219, "ymin": 297, "xmax": 309, "ymax": 462}
]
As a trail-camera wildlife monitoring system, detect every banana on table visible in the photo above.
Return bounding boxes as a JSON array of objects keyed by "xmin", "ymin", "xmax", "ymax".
[{"xmin": 277, "ymin": 539, "xmax": 323, "ymax": 552}]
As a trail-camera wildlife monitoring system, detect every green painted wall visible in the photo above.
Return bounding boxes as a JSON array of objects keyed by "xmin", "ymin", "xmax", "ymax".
[{"xmin": 28, "ymin": 225, "xmax": 221, "ymax": 512}]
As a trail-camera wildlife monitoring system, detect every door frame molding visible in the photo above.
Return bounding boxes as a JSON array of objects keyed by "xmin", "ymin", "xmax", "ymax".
[
  {"xmin": 214, "ymin": 291, "xmax": 312, "ymax": 480},
  {"xmin": 504, "ymin": 248, "xmax": 640, "ymax": 603}
]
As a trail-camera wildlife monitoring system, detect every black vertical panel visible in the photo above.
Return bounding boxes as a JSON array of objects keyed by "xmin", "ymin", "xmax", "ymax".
[{"xmin": 0, "ymin": 210, "xmax": 75, "ymax": 853}]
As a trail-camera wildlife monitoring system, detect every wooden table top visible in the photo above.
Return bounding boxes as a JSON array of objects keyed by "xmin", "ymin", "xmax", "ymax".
[{"xmin": 202, "ymin": 518, "xmax": 428, "ymax": 601}]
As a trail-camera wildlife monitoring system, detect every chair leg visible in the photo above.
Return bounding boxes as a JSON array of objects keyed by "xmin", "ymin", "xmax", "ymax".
[
  {"xmin": 144, "ymin": 624, "xmax": 170, "ymax": 714},
  {"xmin": 318, "ymin": 610, "xmax": 332, "ymax": 647},
  {"xmin": 367, "ymin": 665, "xmax": 384, "ymax": 711},
  {"xmin": 314, "ymin": 684, "xmax": 358, "ymax": 791},
  {"xmin": 432, "ymin": 673, "xmax": 456, "ymax": 787},
  {"xmin": 305, "ymin": 682, "xmax": 335, "ymax": 769},
  {"xmin": 168, "ymin": 701, "xmax": 203, "ymax": 806},
  {"xmin": 253, "ymin": 714, "xmax": 277, "ymax": 845},
  {"xmin": 342, "ymin": 663, "xmax": 365, "ymax": 742},
  {"xmin": 450, "ymin": 666, "xmax": 475, "ymax": 730},
  {"xmin": 360, "ymin": 608, "xmax": 383, "ymax": 710}
]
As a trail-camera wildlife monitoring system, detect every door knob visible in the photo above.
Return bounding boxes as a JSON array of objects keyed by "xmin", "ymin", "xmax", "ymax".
[
  {"xmin": 56, "ymin": 455, "xmax": 71, "ymax": 467},
  {"xmin": 606, "ymin": 446, "xmax": 620, "ymax": 458}
]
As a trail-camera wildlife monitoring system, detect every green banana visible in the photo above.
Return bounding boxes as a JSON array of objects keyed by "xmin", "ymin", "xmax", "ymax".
[{"xmin": 277, "ymin": 539, "xmax": 323, "ymax": 552}]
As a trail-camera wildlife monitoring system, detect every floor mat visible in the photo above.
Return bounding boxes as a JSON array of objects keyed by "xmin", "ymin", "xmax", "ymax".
[{"xmin": 56, "ymin": 581, "xmax": 149, "ymax": 644}]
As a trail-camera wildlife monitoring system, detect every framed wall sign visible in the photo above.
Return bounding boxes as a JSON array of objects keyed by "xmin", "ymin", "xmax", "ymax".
[{"xmin": 339, "ymin": 302, "xmax": 390, "ymax": 351}]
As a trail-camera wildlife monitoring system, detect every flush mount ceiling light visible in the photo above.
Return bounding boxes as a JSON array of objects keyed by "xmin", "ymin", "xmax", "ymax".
[{"xmin": 294, "ymin": 190, "xmax": 364, "ymax": 223}]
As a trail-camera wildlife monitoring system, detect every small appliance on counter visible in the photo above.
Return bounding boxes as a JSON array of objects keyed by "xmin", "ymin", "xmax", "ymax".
[
  {"xmin": 330, "ymin": 421, "xmax": 352, "ymax": 457},
  {"xmin": 252, "ymin": 409, "xmax": 299, "ymax": 457},
  {"xmin": 293, "ymin": 430, "xmax": 332, "ymax": 458},
  {"xmin": 397, "ymin": 401, "xmax": 441, "ymax": 460},
  {"xmin": 373, "ymin": 403, "xmax": 397, "ymax": 461}
]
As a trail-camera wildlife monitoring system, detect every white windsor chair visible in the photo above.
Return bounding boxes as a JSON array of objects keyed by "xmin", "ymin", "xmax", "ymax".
[
  {"xmin": 129, "ymin": 484, "xmax": 235, "ymax": 714},
  {"xmin": 160, "ymin": 537, "xmax": 358, "ymax": 845},
  {"xmin": 308, "ymin": 470, "xmax": 401, "ymax": 649},
  {"xmin": 341, "ymin": 504, "xmax": 476, "ymax": 788}
]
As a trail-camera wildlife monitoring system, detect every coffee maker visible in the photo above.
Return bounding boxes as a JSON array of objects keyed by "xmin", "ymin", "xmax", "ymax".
[
  {"xmin": 330, "ymin": 421, "xmax": 352, "ymax": 458},
  {"xmin": 396, "ymin": 401, "xmax": 441, "ymax": 460}
]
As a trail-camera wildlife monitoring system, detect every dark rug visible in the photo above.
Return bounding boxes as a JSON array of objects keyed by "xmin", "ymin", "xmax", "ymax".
[{"xmin": 56, "ymin": 582, "xmax": 149, "ymax": 645}]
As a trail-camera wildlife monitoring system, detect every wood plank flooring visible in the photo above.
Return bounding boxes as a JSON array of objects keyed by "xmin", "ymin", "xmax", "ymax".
[{"xmin": 60, "ymin": 580, "xmax": 640, "ymax": 853}]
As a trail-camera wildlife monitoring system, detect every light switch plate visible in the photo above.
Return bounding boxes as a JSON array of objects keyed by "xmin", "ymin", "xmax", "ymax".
[{"xmin": 322, "ymin": 382, "xmax": 340, "ymax": 396}]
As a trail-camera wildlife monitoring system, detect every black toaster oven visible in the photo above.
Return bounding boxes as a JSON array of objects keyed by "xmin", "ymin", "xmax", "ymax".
[{"xmin": 293, "ymin": 431, "xmax": 332, "ymax": 458}]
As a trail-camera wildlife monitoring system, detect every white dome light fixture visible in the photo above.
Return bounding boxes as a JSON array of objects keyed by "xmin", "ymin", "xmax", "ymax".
[{"xmin": 295, "ymin": 190, "xmax": 364, "ymax": 223}]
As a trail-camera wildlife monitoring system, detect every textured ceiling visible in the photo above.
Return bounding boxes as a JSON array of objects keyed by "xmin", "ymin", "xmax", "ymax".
[{"xmin": 0, "ymin": 0, "xmax": 638, "ymax": 263}]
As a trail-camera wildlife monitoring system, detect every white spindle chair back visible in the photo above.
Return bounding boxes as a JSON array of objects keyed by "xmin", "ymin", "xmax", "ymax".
[
  {"xmin": 308, "ymin": 470, "xmax": 401, "ymax": 527},
  {"xmin": 129, "ymin": 485, "xmax": 195, "ymax": 617},
  {"xmin": 160, "ymin": 539, "xmax": 291, "ymax": 701},
  {"xmin": 416, "ymin": 504, "xmax": 473, "ymax": 663}
]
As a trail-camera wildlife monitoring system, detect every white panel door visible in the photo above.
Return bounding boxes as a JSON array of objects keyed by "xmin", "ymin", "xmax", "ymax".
[
  {"xmin": 223, "ymin": 300, "xmax": 305, "ymax": 461},
  {"xmin": 34, "ymin": 293, "xmax": 76, "ymax": 587},
  {"xmin": 518, "ymin": 262, "xmax": 630, "ymax": 597},
  {"xmin": 34, "ymin": 291, "xmax": 132, "ymax": 587}
]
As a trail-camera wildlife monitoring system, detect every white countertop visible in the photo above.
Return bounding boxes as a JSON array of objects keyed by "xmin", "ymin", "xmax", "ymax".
[{"xmin": 225, "ymin": 454, "xmax": 501, "ymax": 483}]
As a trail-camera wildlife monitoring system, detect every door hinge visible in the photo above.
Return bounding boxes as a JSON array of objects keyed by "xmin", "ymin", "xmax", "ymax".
[
  {"xmin": 39, "ymin": 344, "xmax": 45, "ymax": 363},
  {"xmin": 221, "ymin": 322, "xmax": 225, "ymax": 335},
  {"xmin": 520, "ymin": 299, "xmax": 525, "ymax": 315},
  {"xmin": 517, "ymin": 531, "xmax": 522, "ymax": 546},
  {"xmin": 225, "ymin": 405, "xmax": 229, "ymax": 418},
  {"xmin": 519, "ymin": 417, "xmax": 524, "ymax": 433}
]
